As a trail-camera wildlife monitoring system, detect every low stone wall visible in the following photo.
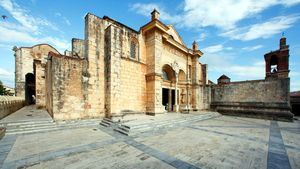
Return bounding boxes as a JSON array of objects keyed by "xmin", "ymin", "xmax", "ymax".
[
  {"xmin": 0, "ymin": 96, "xmax": 25, "ymax": 119},
  {"xmin": 211, "ymin": 78, "xmax": 293, "ymax": 121}
]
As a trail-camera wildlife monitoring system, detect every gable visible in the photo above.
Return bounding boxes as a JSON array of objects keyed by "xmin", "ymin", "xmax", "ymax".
[{"xmin": 166, "ymin": 25, "xmax": 185, "ymax": 46}]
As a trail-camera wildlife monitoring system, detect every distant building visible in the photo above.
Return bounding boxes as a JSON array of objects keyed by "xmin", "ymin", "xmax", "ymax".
[
  {"xmin": 217, "ymin": 75, "xmax": 230, "ymax": 84},
  {"xmin": 4, "ymin": 85, "xmax": 15, "ymax": 96},
  {"xmin": 211, "ymin": 36, "xmax": 292, "ymax": 121},
  {"xmin": 290, "ymin": 91, "xmax": 300, "ymax": 116}
]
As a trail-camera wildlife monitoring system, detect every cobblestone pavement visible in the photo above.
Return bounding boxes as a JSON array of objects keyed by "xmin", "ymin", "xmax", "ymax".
[{"xmin": 0, "ymin": 114, "xmax": 299, "ymax": 169}]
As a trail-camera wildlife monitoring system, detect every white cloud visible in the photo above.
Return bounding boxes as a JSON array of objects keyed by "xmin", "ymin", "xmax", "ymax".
[
  {"xmin": 290, "ymin": 76, "xmax": 300, "ymax": 91},
  {"xmin": 0, "ymin": 23, "xmax": 69, "ymax": 52},
  {"xmin": 221, "ymin": 15, "xmax": 300, "ymax": 41},
  {"xmin": 181, "ymin": 0, "xmax": 300, "ymax": 30},
  {"xmin": 202, "ymin": 44, "xmax": 232, "ymax": 54},
  {"xmin": 281, "ymin": 0, "xmax": 300, "ymax": 6},
  {"xmin": 130, "ymin": 3, "xmax": 180, "ymax": 23},
  {"xmin": 55, "ymin": 12, "xmax": 71, "ymax": 26},
  {"xmin": 0, "ymin": 43, "xmax": 11, "ymax": 49},
  {"xmin": 242, "ymin": 45, "xmax": 263, "ymax": 51},
  {"xmin": 0, "ymin": 67, "xmax": 14, "ymax": 87},
  {"xmin": 39, "ymin": 37, "xmax": 69, "ymax": 50},
  {"xmin": 63, "ymin": 18, "xmax": 71, "ymax": 26},
  {"xmin": 224, "ymin": 64, "xmax": 265, "ymax": 79},
  {"xmin": 290, "ymin": 72, "xmax": 300, "ymax": 77},
  {"xmin": 201, "ymin": 50, "xmax": 265, "ymax": 80},
  {"xmin": 196, "ymin": 32, "xmax": 206, "ymax": 42},
  {"xmin": 0, "ymin": 0, "xmax": 58, "ymax": 33},
  {"xmin": 0, "ymin": 26, "xmax": 37, "ymax": 42},
  {"xmin": 202, "ymin": 45, "xmax": 223, "ymax": 53},
  {"xmin": 0, "ymin": 0, "xmax": 69, "ymax": 51},
  {"xmin": 0, "ymin": 67, "xmax": 13, "ymax": 77},
  {"xmin": 131, "ymin": 0, "xmax": 300, "ymax": 30}
]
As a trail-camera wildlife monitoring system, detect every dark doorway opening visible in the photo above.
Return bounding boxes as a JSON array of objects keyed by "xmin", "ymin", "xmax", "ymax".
[
  {"xmin": 162, "ymin": 88, "xmax": 175, "ymax": 111},
  {"xmin": 25, "ymin": 73, "xmax": 35, "ymax": 105},
  {"xmin": 292, "ymin": 104, "xmax": 300, "ymax": 116},
  {"xmin": 171, "ymin": 89, "xmax": 175, "ymax": 109},
  {"xmin": 162, "ymin": 88, "xmax": 169, "ymax": 106}
]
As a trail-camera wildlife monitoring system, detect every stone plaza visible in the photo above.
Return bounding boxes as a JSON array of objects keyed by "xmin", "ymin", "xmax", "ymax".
[
  {"xmin": 0, "ymin": 106, "xmax": 299, "ymax": 169},
  {"xmin": 0, "ymin": 8, "xmax": 299, "ymax": 169}
]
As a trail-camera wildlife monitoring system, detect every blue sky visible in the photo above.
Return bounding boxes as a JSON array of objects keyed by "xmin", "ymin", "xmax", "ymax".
[{"xmin": 0, "ymin": 0, "xmax": 299, "ymax": 91}]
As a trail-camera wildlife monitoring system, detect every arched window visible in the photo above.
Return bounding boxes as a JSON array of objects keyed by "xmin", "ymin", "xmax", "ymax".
[
  {"xmin": 178, "ymin": 70, "xmax": 186, "ymax": 82},
  {"xmin": 162, "ymin": 64, "xmax": 175, "ymax": 82},
  {"xmin": 130, "ymin": 36, "xmax": 139, "ymax": 59},
  {"xmin": 270, "ymin": 55, "xmax": 278, "ymax": 73},
  {"xmin": 130, "ymin": 41, "xmax": 136, "ymax": 59},
  {"xmin": 162, "ymin": 70, "xmax": 169, "ymax": 80}
]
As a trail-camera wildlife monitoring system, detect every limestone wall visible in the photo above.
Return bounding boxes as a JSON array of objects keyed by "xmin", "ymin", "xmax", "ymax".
[
  {"xmin": 211, "ymin": 78, "xmax": 293, "ymax": 121},
  {"xmin": 34, "ymin": 60, "xmax": 46, "ymax": 108},
  {"xmin": 83, "ymin": 13, "xmax": 106, "ymax": 118},
  {"xmin": 105, "ymin": 24, "xmax": 147, "ymax": 116},
  {"xmin": 0, "ymin": 96, "xmax": 25, "ymax": 119},
  {"xmin": 212, "ymin": 79, "xmax": 290, "ymax": 103},
  {"xmin": 144, "ymin": 30, "xmax": 165, "ymax": 113},
  {"xmin": 72, "ymin": 38, "xmax": 85, "ymax": 58},
  {"xmin": 46, "ymin": 54, "xmax": 85, "ymax": 120},
  {"xmin": 14, "ymin": 44, "xmax": 59, "ymax": 101},
  {"xmin": 162, "ymin": 43, "xmax": 187, "ymax": 73}
]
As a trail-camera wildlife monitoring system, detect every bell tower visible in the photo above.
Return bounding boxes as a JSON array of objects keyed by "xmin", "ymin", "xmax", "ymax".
[{"xmin": 264, "ymin": 35, "xmax": 290, "ymax": 79}]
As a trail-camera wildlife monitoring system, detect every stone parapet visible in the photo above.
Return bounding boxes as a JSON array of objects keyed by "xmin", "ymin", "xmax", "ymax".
[
  {"xmin": 0, "ymin": 96, "xmax": 25, "ymax": 119},
  {"xmin": 211, "ymin": 78, "xmax": 293, "ymax": 121},
  {"xmin": 211, "ymin": 102, "xmax": 293, "ymax": 121}
]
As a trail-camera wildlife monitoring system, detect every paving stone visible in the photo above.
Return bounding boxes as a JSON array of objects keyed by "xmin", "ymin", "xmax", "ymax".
[{"xmin": 0, "ymin": 114, "xmax": 299, "ymax": 169}]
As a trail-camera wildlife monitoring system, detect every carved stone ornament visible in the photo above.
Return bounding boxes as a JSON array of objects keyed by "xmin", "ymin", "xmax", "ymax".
[{"xmin": 171, "ymin": 61, "xmax": 179, "ymax": 74}]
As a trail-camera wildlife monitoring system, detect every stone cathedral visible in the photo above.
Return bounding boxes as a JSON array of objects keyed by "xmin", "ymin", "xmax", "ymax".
[
  {"xmin": 13, "ymin": 10, "xmax": 293, "ymax": 121},
  {"xmin": 13, "ymin": 10, "xmax": 210, "ymax": 120}
]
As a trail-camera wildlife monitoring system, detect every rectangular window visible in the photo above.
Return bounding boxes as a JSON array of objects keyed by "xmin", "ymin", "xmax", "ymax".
[
  {"xmin": 130, "ymin": 42, "xmax": 136, "ymax": 59},
  {"xmin": 188, "ymin": 65, "xmax": 191, "ymax": 79}
]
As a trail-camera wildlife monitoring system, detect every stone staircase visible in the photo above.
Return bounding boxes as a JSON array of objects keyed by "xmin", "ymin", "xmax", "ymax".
[
  {"xmin": 0, "ymin": 119, "xmax": 102, "ymax": 135},
  {"xmin": 113, "ymin": 112, "xmax": 221, "ymax": 136},
  {"xmin": 99, "ymin": 118, "xmax": 115, "ymax": 127}
]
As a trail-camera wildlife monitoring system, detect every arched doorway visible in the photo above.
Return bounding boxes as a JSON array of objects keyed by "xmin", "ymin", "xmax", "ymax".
[
  {"xmin": 161, "ymin": 64, "xmax": 176, "ymax": 112},
  {"xmin": 25, "ymin": 73, "xmax": 35, "ymax": 105}
]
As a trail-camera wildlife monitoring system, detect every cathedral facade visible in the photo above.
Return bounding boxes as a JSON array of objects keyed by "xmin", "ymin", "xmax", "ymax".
[
  {"xmin": 14, "ymin": 10, "xmax": 293, "ymax": 121},
  {"xmin": 14, "ymin": 10, "xmax": 210, "ymax": 120}
]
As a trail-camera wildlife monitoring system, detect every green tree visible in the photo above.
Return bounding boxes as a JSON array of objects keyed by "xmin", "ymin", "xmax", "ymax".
[{"xmin": 0, "ymin": 80, "xmax": 10, "ymax": 95}]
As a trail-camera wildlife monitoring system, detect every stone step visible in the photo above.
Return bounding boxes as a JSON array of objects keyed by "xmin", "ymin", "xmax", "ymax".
[
  {"xmin": 5, "ymin": 120, "xmax": 100, "ymax": 130},
  {"xmin": 5, "ymin": 121, "xmax": 100, "ymax": 134},
  {"xmin": 115, "ymin": 112, "xmax": 221, "ymax": 136},
  {"xmin": 2, "ymin": 122, "xmax": 56, "ymax": 129},
  {"xmin": 113, "ymin": 127, "xmax": 129, "ymax": 136},
  {"xmin": 101, "ymin": 120, "xmax": 112, "ymax": 125},
  {"xmin": 99, "ymin": 117, "xmax": 116, "ymax": 127},
  {"xmin": 99, "ymin": 122, "xmax": 110, "ymax": 127},
  {"xmin": 0, "ymin": 120, "xmax": 54, "ymax": 127},
  {"xmin": 6, "ymin": 123, "xmax": 99, "ymax": 135},
  {"xmin": 103, "ymin": 118, "xmax": 114, "ymax": 123}
]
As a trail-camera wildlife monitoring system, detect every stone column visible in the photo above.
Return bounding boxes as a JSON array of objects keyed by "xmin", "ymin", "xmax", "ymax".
[
  {"xmin": 174, "ymin": 75, "xmax": 179, "ymax": 112},
  {"xmin": 168, "ymin": 89, "xmax": 172, "ymax": 112},
  {"xmin": 171, "ymin": 61, "xmax": 179, "ymax": 112},
  {"xmin": 187, "ymin": 85, "xmax": 190, "ymax": 109}
]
